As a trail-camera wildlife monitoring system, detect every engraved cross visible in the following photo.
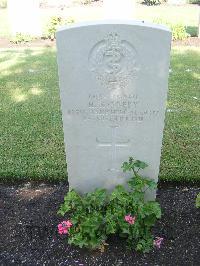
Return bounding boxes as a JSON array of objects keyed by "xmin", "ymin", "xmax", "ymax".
[{"xmin": 96, "ymin": 125, "xmax": 130, "ymax": 172}]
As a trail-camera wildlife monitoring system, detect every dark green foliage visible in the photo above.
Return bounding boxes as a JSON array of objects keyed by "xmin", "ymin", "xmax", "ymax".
[
  {"xmin": 10, "ymin": 33, "xmax": 34, "ymax": 44},
  {"xmin": 196, "ymin": 193, "xmax": 200, "ymax": 208},
  {"xmin": 143, "ymin": 0, "xmax": 161, "ymax": 6},
  {"xmin": 58, "ymin": 157, "xmax": 161, "ymax": 252},
  {"xmin": 188, "ymin": 0, "xmax": 200, "ymax": 4},
  {"xmin": 0, "ymin": 47, "xmax": 199, "ymax": 182}
]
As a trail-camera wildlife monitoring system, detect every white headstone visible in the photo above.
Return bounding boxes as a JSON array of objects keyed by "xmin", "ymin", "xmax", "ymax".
[
  {"xmin": 8, "ymin": 0, "xmax": 42, "ymax": 36},
  {"xmin": 103, "ymin": 0, "xmax": 135, "ymax": 19},
  {"xmin": 56, "ymin": 21, "xmax": 171, "ymax": 199}
]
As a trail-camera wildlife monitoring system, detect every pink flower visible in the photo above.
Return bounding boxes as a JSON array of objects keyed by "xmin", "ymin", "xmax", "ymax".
[
  {"xmin": 57, "ymin": 220, "xmax": 73, "ymax": 235},
  {"xmin": 124, "ymin": 214, "xmax": 136, "ymax": 225},
  {"xmin": 66, "ymin": 220, "xmax": 73, "ymax": 228},
  {"xmin": 153, "ymin": 237, "xmax": 164, "ymax": 248}
]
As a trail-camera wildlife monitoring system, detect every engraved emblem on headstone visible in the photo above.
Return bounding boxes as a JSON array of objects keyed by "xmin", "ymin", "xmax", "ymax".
[
  {"xmin": 96, "ymin": 125, "xmax": 130, "ymax": 172},
  {"xmin": 56, "ymin": 21, "xmax": 172, "ymax": 198},
  {"xmin": 89, "ymin": 33, "xmax": 140, "ymax": 90}
]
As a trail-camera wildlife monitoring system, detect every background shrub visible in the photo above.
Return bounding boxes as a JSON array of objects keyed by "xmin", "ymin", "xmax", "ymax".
[
  {"xmin": 142, "ymin": 0, "xmax": 162, "ymax": 5},
  {"xmin": 187, "ymin": 0, "xmax": 200, "ymax": 4},
  {"xmin": 74, "ymin": 0, "xmax": 98, "ymax": 4},
  {"xmin": 10, "ymin": 33, "xmax": 34, "ymax": 44},
  {"xmin": 43, "ymin": 16, "xmax": 74, "ymax": 40},
  {"xmin": 171, "ymin": 23, "xmax": 190, "ymax": 40},
  {"xmin": 154, "ymin": 19, "xmax": 189, "ymax": 40},
  {"xmin": 80, "ymin": 0, "xmax": 92, "ymax": 4}
]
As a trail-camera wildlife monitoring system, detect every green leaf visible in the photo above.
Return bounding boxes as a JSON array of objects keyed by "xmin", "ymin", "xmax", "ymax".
[
  {"xmin": 143, "ymin": 201, "xmax": 161, "ymax": 219},
  {"xmin": 145, "ymin": 179, "xmax": 157, "ymax": 189},
  {"xmin": 58, "ymin": 156, "xmax": 162, "ymax": 253},
  {"xmin": 121, "ymin": 161, "xmax": 132, "ymax": 172},
  {"xmin": 136, "ymin": 238, "xmax": 153, "ymax": 253},
  {"xmin": 134, "ymin": 160, "xmax": 148, "ymax": 169},
  {"xmin": 196, "ymin": 193, "xmax": 200, "ymax": 208},
  {"xmin": 57, "ymin": 202, "xmax": 71, "ymax": 216},
  {"xmin": 122, "ymin": 227, "xmax": 130, "ymax": 234}
]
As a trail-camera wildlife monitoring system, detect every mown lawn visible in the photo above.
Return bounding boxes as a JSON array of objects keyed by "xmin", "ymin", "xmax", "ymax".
[
  {"xmin": 0, "ymin": 48, "xmax": 66, "ymax": 181},
  {"xmin": 160, "ymin": 47, "xmax": 200, "ymax": 182},
  {"xmin": 0, "ymin": 46, "xmax": 199, "ymax": 182},
  {"xmin": 0, "ymin": 8, "xmax": 10, "ymax": 37}
]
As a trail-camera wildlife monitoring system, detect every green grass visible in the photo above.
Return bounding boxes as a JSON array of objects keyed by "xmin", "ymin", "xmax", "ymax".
[
  {"xmin": 0, "ymin": 46, "xmax": 199, "ymax": 182},
  {"xmin": 160, "ymin": 47, "xmax": 200, "ymax": 182},
  {"xmin": 0, "ymin": 3, "xmax": 199, "ymax": 37},
  {"xmin": 0, "ymin": 48, "xmax": 66, "ymax": 181},
  {"xmin": 136, "ymin": 4, "xmax": 199, "ymax": 36},
  {"xmin": 0, "ymin": 9, "xmax": 10, "ymax": 37}
]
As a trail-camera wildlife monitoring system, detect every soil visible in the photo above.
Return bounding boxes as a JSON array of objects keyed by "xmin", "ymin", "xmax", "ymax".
[
  {"xmin": 0, "ymin": 182, "xmax": 199, "ymax": 266},
  {"xmin": 0, "ymin": 31, "xmax": 199, "ymax": 266},
  {"xmin": 173, "ymin": 37, "xmax": 200, "ymax": 47},
  {"xmin": 0, "ymin": 37, "xmax": 199, "ymax": 49},
  {"xmin": 0, "ymin": 37, "xmax": 55, "ymax": 49}
]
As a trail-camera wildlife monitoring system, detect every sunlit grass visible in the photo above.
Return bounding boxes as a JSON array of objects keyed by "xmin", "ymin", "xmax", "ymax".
[
  {"xmin": 0, "ymin": 48, "xmax": 66, "ymax": 181},
  {"xmin": 0, "ymin": 4, "xmax": 199, "ymax": 37},
  {"xmin": 160, "ymin": 47, "xmax": 200, "ymax": 182},
  {"xmin": 0, "ymin": 46, "xmax": 199, "ymax": 182}
]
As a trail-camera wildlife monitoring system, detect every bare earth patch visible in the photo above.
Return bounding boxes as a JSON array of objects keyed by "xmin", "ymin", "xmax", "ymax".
[
  {"xmin": 0, "ymin": 37, "xmax": 199, "ymax": 49},
  {"xmin": 0, "ymin": 182, "xmax": 199, "ymax": 265},
  {"xmin": 173, "ymin": 37, "xmax": 200, "ymax": 47}
]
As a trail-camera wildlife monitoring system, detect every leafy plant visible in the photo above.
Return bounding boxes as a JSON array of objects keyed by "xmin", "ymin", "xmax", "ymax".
[
  {"xmin": 43, "ymin": 16, "xmax": 74, "ymax": 40},
  {"xmin": 171, "ymin": 23, "xmax": 190, "ymax": 41},
  {"xmin": 187, "ymin": 0, "xmax": 200, "ymax": 4},
  {"xmin": 10, "ymin": 33, "xmax": 34, "ymax": 44},
  {"xmin": 196, "ymin": 193, "xmax": 200, "ymax": 208},
  {"xmin": 80, "ymin": 0, "xmax": 92, "ymax": 4},
  {"xmin": 58, "ymin": 157, "xmax": 161, "ymax": 252},
  {"xmin": 75, "ymin": 0, "xmax": 97, "ymax": 4},
  {"xmin": 142, "ymin": 0, "xmax": 161, "ymax": 6},
  {"xmin": 154, "ymin": 18, "xmax": 189, "ymax": 40}
]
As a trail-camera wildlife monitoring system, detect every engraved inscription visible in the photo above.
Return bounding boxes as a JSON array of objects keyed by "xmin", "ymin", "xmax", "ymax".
[
  {"xmin": 96, "ymin": 126, "xmax": 130, "ymax": 172},
  {"xmin": 67, "ymin": 94, "xmax": 160, "ymax": 124},
  {"xmin": 89, "ymin": 33, "xmax": 140, "ymax": 90}
]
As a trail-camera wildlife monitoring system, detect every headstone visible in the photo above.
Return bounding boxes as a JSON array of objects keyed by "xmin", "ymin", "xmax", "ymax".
[
  {"xmin": 103, "ymin": 0, "xmax": 135, "ymax": 19},
  {"xmin": 8, "ymin": 0, "xmax": 42, "ymax": 36},
  {"xmin": 56, "ymin": 21, "xmax": 171, "ymax": 199}
]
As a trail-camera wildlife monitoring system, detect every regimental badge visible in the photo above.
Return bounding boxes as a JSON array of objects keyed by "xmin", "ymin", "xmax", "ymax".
[{"xmin": 88, "ymin": 32, "xmax": 140, "ymax": 90}]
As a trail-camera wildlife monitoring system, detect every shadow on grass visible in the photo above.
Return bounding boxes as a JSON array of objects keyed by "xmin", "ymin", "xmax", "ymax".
[
  {"xmin": 0, "ymin": 48, "xmax": 67, "ymax": 182},
  {"xmin": 159, "ymin": 48, "xmax": 200, "ymax": 183},
  {"xmin": 0, "ymin": 47, "xmax": 199, "ymax": 183}
]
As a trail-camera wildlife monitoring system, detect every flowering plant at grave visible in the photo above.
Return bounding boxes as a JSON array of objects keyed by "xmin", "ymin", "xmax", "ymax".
[
  {"xmin": 58, "ymin": 220, "xmax": 73, "ymax": 235},
  {"xmin": 125, "ymin": 214, "xmax": 136, "ymax": 225},
  {"xmin": 153, "ymin": 237, "xmax": 164, "ymax": 249},
  {"xmin": 57, "ymin": 157, "xmax": 161, "ymax": 253}
]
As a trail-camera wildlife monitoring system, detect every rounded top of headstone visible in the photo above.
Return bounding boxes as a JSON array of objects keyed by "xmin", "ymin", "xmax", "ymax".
[{"xmin": 56, "ymin": 20, "xmax": 171, "ymax": 35}]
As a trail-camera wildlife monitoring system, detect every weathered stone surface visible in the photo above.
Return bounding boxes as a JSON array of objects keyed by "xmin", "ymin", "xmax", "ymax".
[{"xmin": 56, "ymin": 20, "xmax": 171, "ymax": 199}]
